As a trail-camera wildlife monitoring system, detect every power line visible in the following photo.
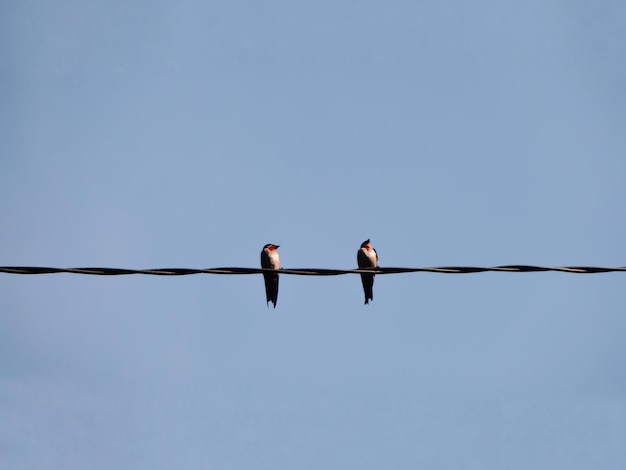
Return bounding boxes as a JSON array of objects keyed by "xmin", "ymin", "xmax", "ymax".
[{"xmin": 1, "ymin": 265, "xmax": 625, "ymax": 276}]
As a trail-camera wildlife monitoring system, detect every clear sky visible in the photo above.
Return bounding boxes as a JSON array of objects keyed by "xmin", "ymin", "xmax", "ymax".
[{"xmin": 2, "ymin": 1, "xmax": 626, "ymax": 468}]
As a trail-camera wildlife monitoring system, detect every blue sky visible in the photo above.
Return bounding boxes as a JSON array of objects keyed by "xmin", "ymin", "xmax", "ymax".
[{"xmin": 2, "ymin": 1, "xmax": 626, "ymax": 468}]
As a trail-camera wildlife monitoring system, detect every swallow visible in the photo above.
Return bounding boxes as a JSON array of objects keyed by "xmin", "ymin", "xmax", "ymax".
[
  {"xmin": 260, "ymin": 243, "xmax": 280, "ymax": 308},
  {"xmin": 357, "ymin": 239, "xmax": 378, "ymax": 304}
]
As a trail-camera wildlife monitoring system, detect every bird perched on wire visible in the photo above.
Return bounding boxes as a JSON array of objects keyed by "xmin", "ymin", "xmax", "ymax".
[
  {"xmin": 357, "ymin": 239, "xmax": 378, "ymax": 304},
  {"xmin": 260, "ymin": 243, "xmax": 280, "ymax": 308}
]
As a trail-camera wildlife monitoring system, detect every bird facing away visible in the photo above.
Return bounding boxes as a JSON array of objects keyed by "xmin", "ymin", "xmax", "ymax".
[
  {"xmin": 260, "ymin": 243, "xmax": 280, "ymax": 308},
  {"xmin": 357, "ymin": 239, "xmax": 378, "ymax": 304}
]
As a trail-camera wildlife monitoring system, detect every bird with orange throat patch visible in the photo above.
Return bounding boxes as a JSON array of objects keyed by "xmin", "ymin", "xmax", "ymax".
[
  {"xmin": 260, "ymin": 244, "xmax": 280, "ymax": 307},
  {"xmin": 357, "ymin": 239, "xmax": 378, "ymax": 304}
]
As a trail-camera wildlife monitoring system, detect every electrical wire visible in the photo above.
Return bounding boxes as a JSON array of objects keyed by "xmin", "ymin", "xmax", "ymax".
[{"xmin": 1, "ymin": 265, "xmax": 625, "ymax": 276}]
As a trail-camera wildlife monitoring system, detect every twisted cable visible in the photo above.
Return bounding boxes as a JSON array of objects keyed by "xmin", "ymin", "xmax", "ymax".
[{"xmin": 1, "ymin": 265, "xmax": 624, "ymax": 276}]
